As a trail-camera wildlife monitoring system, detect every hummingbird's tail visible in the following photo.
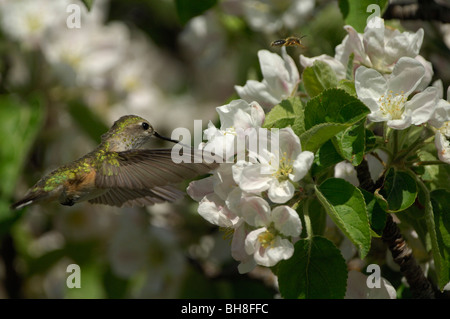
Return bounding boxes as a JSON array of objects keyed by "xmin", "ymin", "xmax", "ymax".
[{"xmin": 10, "ymin": 191, "xmax": 47, "ymax": 210}]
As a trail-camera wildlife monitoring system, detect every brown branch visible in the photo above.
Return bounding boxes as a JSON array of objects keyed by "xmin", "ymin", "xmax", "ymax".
[
  {"xmin": 356, "ymin": 158, "xmax": 435, "ymax": 299},
  {"xmin": 383, "ymin": 0, "xmax": 450, "ymax": 23},
  {"xmin": 382, "ymin": 214, "xmax": 435, "ymax": 298}
]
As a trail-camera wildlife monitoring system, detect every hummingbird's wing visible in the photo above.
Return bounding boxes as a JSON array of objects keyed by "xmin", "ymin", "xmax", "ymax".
[
  {"xmin": 95, "ymin": 148, "xmax": 218, "ymax": 190},
  {"xmin": 89, "ymin": 185, "xmax": 185, "ymax": 207}
]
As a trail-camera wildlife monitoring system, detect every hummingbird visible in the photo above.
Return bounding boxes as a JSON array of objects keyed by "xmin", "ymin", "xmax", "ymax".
[{"xmin": 11, "ymin": 115, "xmax": 218, "ymax": 210}]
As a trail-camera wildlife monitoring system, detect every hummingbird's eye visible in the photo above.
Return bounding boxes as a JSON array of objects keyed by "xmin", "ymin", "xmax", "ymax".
[{"xmin": 141, "ymin": 122, "xmax": 150, "ymax": 130}]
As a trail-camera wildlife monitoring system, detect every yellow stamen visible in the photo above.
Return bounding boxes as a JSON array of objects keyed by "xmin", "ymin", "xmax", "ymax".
[
  {"xmin": 273, "ymin": 151, "xmax": 293, "ymax": 181},
  {"xmin": 258, "ymin": 230, "xmax": 275, "ymax": 249},
  {"xmin": 378, "ymin": 90, "xmax": 407, "ymax": 120}
]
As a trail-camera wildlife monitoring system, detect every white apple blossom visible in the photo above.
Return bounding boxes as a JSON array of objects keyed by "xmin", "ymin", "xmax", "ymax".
[
  {"xmin": 428, "ymin": 87, "xmax": 450, "ymax": 129},
  {"xmin": 178, "ymin": 12, "xmax": 226, "ymax": 67},
  {"xmin": 355, "ymin": 57, "xmax": 439, "ymax": 130},
  {"xmin": 427, "ymin": 87, "xmax": 450, "ymax": 164},
  {"xmin": 300, "ymin": 54, "xmax": 347, "ymax": 80},
  {"xmin": 41, "ymin": 21, "xmax": 129, "ymax": 87},
  {"xmin": 241, "ymin": 0, "xmax": 315, "ymax": 34},
  {"xmin": 237, "ymin": 127, "xmax": 314, "ymax": 203},
  {"xmin": 0, "ymin": 0, "xmax": 74, "ymax": 47},
  {"xmin": 201, "ymin": 99, "xmax": 265, "ymax": 162},
  {"xmin": 187, "ymin": 164, "xmax": 241, "ymax": 228},
  {"xmin": 336, "ymin": 17, "xmax": 424, "ymax": 74},
  {"xmin": 235, "ymin": 48, "xmax": 300, "ymax": 110},
  {"xmin": 188, "ymin": 162, "xmax": 305, "ymax": 271},
  {"xmin": 300, "ymin": 17, "xmax": 432, "ymax": 86},
  {"xmin": 241, "ymin": 197, "xmax": 302, "ymax": 267},
  {"xmin": 231, "ymin": 221, "xmax": 257, "ymax": 274},
  {"xmin": 435, "ymin": 125, "xmax": 450, "ymax": 164}
]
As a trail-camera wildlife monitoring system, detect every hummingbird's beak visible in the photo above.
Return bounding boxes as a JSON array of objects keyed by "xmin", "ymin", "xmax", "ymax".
[{"xmin": 154, "ymin": 131, "xmax": 180, "ymax": 144}]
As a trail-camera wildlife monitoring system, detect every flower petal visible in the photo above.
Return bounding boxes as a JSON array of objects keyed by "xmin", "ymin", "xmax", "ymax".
[
  {"xmin": 279, "ymin": 127, "xmax": 302, "ymax": 160},
  {"xmin": 280, "ymin": 46, "xmax": 300, "ymax": 88},
  {"xmin": 268, "ymin": 179, "xmax": 295, "ymax": 204},
  {"xmin": 232, "ymin": 160, "xmax": 251, "ymax": 184},
  {"xmin": 386, "ymin": 116, "xmax": 412, "ymax": 130},
  {"xmin": 216, "ymin": 99, "xmax": 252, "ymax": 129},
  {"xmin": 261, "ymin": 237, "xmax": 294, "ymax": 267},
  {"xmin": 435, "ymin": 131, "xmax": 450, "ymax": 164},
  {"xmin": 198, "ymin": 193, "xmax": 239, "ymax": 227},
  {"xmin": 291, "ymin": 150, "xmax": 314, "ymax": 182},
  {"xmin": 363, "ymin": 17, "xmax": 385, "ymax": 70},
  {"xmin": 415, "ymin": 55, "xmax": 434, "ymax": 91},
  {"xmin": 187, "ymin": 176, "xmax": 215, "ymax": 201},
  {"xmin": 300, "ymin": 54, "xmax": 346, "ymax": 80},
  {"xmin": 384, "ymin": 28, "xmax": 424, "ymax": 66},
  {"xmin": 355, "ymin": 66, "xmax": 387, "ymax": 112},
  {"xmin": 407, "ymin": 86, "xmax": 439, "ymax": 125},
  {"xmin": 237, "ymin": 259, "xmax": 257, "ymax": 274},
  {"xmin": 429, "ymin": 99, "xmax": 450, "ymax": 129},
  {"xmin": 236, "ymin": 80, "xmax": 281, "ymax": 110},
  {"xmin": 231, "ymin": 222, "xmax": 250, "ymax": 262},
  {"xmin": 388, "ymin": 57, "xmax": 424, "ymax": 96},
  {"xmin": 259, "ymin": 49, "xmax": 296, "ymax": 98},
  {"xmin": 337, "ymin": 25, "xmax": 370, "ymax": 67},
  {"xmin": 244, "ymin": 227, "xmax": 266, "ymax": 255},
  {"xmin": 239, "ymin": 163, "xmax": 273, "ymax": 193},
  {"xmin": 239, "ymin": 196, "xmax": 271, "ymax": 227},
  {"xmin": 250, "ymin": 101, "xmax": 265, "ymax": 127},
  {"xmin": 202, "ymin": 133, "xmax": 236, "ymax": 162},
  {"xmin": 271, "ymin": 205, "xmax": 302, "ymax": 237}
]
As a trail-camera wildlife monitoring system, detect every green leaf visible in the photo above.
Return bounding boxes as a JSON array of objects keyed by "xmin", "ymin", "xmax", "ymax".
[
  {"xmin": 297, "ymin": 198, "xmax": 327, "ymax": 238},
  {"xmin": 334, "ymin": 120, "xmax": 366, "ymax": 166},
  {"xmin": 300, "ymin": 88, "xmax": 369, "ymax": 152},
  {"xmin": 304, "ymin": 88, "xmax": 369, "ymax": 130},
  {"xmin": 364, "ymin": 129, "xmax": 377, "ymax": 153},
  {"xmin": 81, "ymin": 0, "xmax": 94, "ymax": 10},
  {"xmin": 337, "ymin": 79, "xmax": 356, "ymax": 96},
  {"xmin": 316, "ymin": 178, "xmax": 371, "ymax": 258},
  {"xmin": 430, "ymin": 189, "xmax": 450, "ymax": 290},
  {"xmin": 263, "ymin": 97, "xmax": 304, "ymax": 136},
  {"xmin": 419, "ymin": 149, "xmax": 450, "ymax": 192},
  {"xmin": 414, "ymin": 177, "xmax": 447, "ymax": 293},
  {"xmin": 376, "ymin": 169, "xmax": 418, "ymax": 213},
  {"xmin": 175, "ymin": 0, "xmax": 218, "ymax": 25},
  {"xmin": 302, "ymin": 60, "xmax": 338, "ymax": 98},
  {"xmin": 311, "ymin": 139, "xmax": 344, "ymax": 177},
  {"xmin": 278, "ymin": 236, "xmax": 347, "ymax": 299},
  {"xmin": 338, "ymin": 0, "xmax": 388, "ymax": 32},
  {"xmin": 0, "ymin": 95, "xmax": 43, "ymax": 198},
  {"xmin": 360, "ymin": 189, "xmax": 386, "ymax": 236},
  {"xmin": 300, "ymin": 123, "xmax": 348, "ymax": 153},
  {"xmin": 0, "ymin": 94, "xmax": 43, "ymax": 234}
]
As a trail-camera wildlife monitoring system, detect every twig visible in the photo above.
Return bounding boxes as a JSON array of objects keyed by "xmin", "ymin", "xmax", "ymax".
[
  {"xmin": 383, "ymin": 0, "xmax": 450, "ymax": 23},
  {"xmin": 356, "ymin": 158, "xmax": 435, "ymax": 299},
  {"xmin": 382, "ymin": 214, "xmax": 435, "ymax": 299}
]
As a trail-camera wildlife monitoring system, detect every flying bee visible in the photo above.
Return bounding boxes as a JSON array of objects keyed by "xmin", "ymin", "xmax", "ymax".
[{"xmin": 271, "ymin": 35, "xmax": 307, "ymax": 48}]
